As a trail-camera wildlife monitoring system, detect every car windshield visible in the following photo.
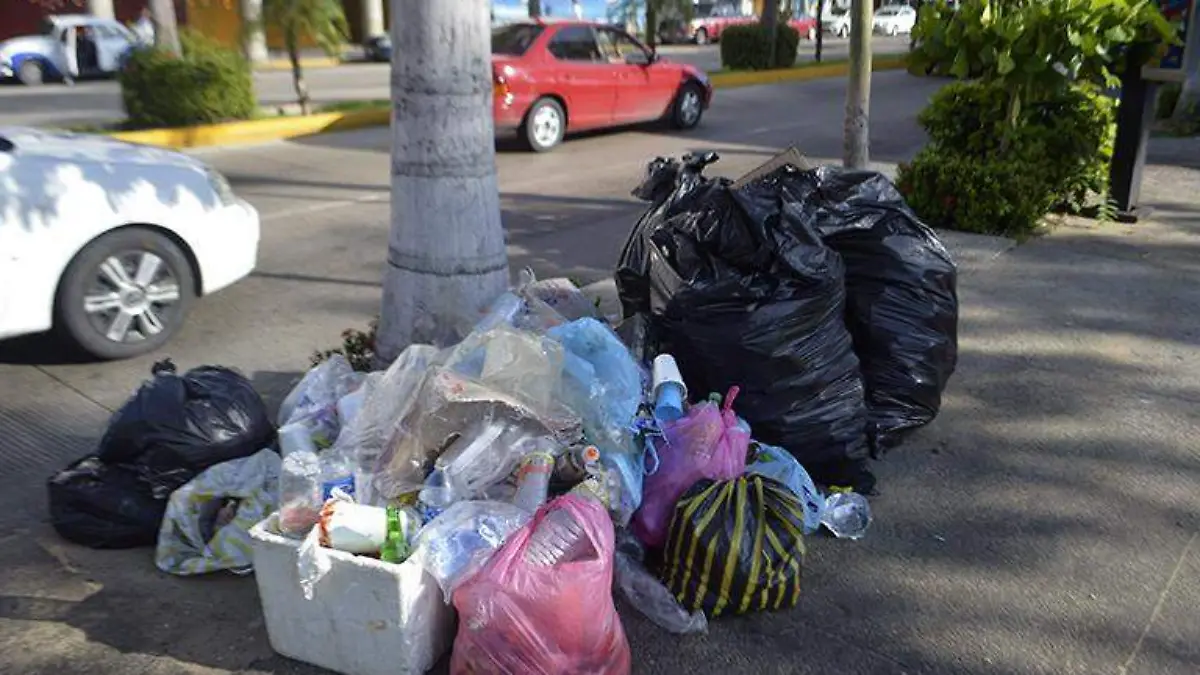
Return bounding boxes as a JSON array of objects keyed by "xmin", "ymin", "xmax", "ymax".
[
  {"xmin": 492, "ymin": 24, "xmax": 543, "ymax": 56},
  {"xmin": 39, "ymin": 19, "xmax": 57, "ymax": 36}
]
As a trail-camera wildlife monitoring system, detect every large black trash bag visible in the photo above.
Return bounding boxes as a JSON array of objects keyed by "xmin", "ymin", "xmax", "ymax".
[
  {"xmin": 616, "ymin": 156, "xmax": 873, "ymax": 490},
  {"xmin": 47, "ymin": 456, "xmax": 167, "ymax": 549},
  {"xmin": 779, "ymin": 168, "xmax": 959, "ymax": 453},
  {"xmin": 97, "ymin": 359, "xmax": 275, "ymax": 496}
]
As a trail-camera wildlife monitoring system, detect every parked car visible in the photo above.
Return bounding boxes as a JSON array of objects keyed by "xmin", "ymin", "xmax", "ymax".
[
  {"xmin": 0, "ymin": 14, "xmax": 138, "ymax": 86},
  {"xmin": 689, "ymin": 1, "xmax": 756, "ymax": 44},
  {"xmin": 787, "ymin": 12, "xmax": 820, "ymax": 41},
  {"xmin": 821, "ymin": 7, "xmax": 852, "ymax": 37},
  {"xmin": 0, "ymin": 128, "xmax": 260, "ymax": 359},
  {"xmin": 492, "ymin": 21, "xmax": 713, "ymax": 152},
  {"xmin": 364, "ymin": 34, "xmax": 392, "ymax": 62},
  {"xmin": 873, "ymin": 5, "xmax": 918, "ymax": 35}
]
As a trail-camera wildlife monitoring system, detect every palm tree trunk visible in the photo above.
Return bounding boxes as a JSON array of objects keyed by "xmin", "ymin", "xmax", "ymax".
[
  {"xmin": 763, "ymin": 0, "xmax": 780, "ymax": 67},
  {"xmin": 377, "ymin": 0, "xmax": 509, "ymax": 362},
  {"xmin": 287, "ymin": 32, "xmax": 310, "ymax": 115},
  {"xmin": 843, "ymin": 0, "xmax": 872, "ymax": 168},
  {"xmin": 1171, "ymin": 1, "xmax": 1199, "ymax": 124},
  {"xmin": 815, "ymin": 0, "xmax": 825, "ymax": 62},
  {"xmin": 528, "ymin": 0, "xmax": 542, "ymax": 18},
  {"xmin": 646, "ymin": 2, "xmax": 659, "ymax": 48},
  {"xmin": 149, "ymin": 0, "xmax": 181, "ymax": 56}
]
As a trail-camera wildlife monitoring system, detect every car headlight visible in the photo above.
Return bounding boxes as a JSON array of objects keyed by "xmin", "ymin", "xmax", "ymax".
[{"xmin": 206, "ymin": 168, "xmax": 238, "ymax": 206}]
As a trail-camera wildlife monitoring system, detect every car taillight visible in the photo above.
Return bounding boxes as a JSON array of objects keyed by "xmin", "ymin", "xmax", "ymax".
[{"xmin": 493, "ymin": 73, "xmax": 512, "ymax": 103}]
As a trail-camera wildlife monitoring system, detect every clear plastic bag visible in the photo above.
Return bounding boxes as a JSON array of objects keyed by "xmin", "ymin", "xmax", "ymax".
[
  {"xmin": 444, "ymin": 325, "xmax": 566, "ymax": 417},
  {"xmin": 745, "ymin": 442, "xmax": 824, "ymax": 534},
  {"xmin": 450, "ymin": 495, "xmax": 631, "ymax": 675},
  {"xmin": 613, "ymin": 530, "xmax": 707, "ymax": 635},
  {"xmin": 435, "ymin": 416, "xmax": 552, "ymax": 501},
  {"xmin": 632, "ymin": 388, "xmax": 750, "ymax": 549},
  {"xmin": 330, "ymin": 344, "xmax": 441, "ymax": 506},
  {"xmin": 155, "ymin": 449, "xmax": 282, "ymax": 575},
  {"xmin": 374, "ymin": 367, "xmax": 582, "ymax": 501},
  {"xmin": 548, "ymin": 318, "xmax": 643, "ymax": 446},
  {"xmin": 278, "ymin": 355, "xmax": 366, "ymax": 446},
  {"xmin": 412, "ymin": 500, "xmax": 531, "ymax": 599}
]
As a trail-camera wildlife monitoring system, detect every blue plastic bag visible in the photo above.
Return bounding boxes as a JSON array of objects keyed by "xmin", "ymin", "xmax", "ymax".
[{"xmin": 745, "ymin": 442, "xmax": 824, "ymax": 534}]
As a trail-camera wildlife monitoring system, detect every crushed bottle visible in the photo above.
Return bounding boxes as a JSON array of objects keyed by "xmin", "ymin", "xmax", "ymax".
[{"xmin": 821, "ymin": 491, "xmax": 872, "ymax": 540}]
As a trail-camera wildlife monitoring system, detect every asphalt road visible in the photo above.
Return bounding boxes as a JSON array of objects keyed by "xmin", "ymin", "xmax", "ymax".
[
  {"xmin": 0, "ymin": 37, "xmax": 912, "ymax": 128},
  {"xmin": 3, "ymin": 71, "xmax": 1198, "ymax": 675}
]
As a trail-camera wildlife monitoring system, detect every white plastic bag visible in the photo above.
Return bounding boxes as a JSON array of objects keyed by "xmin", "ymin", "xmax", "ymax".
[
  {"xmin": 155, "ymin": 449, "xmax": 282, "ymax": 575},
  {"xmin": 278, "ymin": 355, "xmax": 366, "ymax": 447}
]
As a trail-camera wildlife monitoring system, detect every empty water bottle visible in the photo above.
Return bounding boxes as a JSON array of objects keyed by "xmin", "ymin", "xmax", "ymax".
[
  {"xmin": 418, "ymin": 469, "xmax": 456, "ymax": 523},
  {"xmin": 523, "ymin": 509, "xmax": 594, "ymax": 566},
  {"xmin": 821, "ymin": 491, "xmax": 872, "ymax": 540},
  {"xmin": 278, "ymin": 450, "xmax": 322, "ymax": 537}
]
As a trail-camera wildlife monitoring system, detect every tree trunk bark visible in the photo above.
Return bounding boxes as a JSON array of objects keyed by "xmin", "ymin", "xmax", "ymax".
[
  {"xmin": 528, "ymin": 0, "xmax": 542, "ymax": 18},
  {"xmin": 1171, "ymin": 0, "xmax": 1200, "ymax": 123},
  {"xmin": 843, "ymin": 0, "xmax": 872, "ymax": 168},
  {"xmin": 287, "ymin": 34, "xmax": 310, "ymax": 115},
  {"xmin": 646, "ymin": 2, "xmax": 659, "ymax": 49},
  {"xmin": 377, "ymin": 0, "xmax": 509, "ymax": 363},
  {"xmin": 815, "ymin": 0, "xmax": 825, "ymax": 62},
  {"xmin": 149, "ymin": 0, "xmax": 181, "ymax": 57},
  {"xmin": 763, "ymin": 0, "xmax": 780, "ymax": 67}
]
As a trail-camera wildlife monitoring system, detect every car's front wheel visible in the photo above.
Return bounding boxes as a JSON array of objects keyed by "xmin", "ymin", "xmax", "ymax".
[
  {"xmin": 521, "ymin": 97, "xmax": 566, "ymax": 152},
  {"xmin": 56, "ymin": 228, "xmax": 196, "ymax": 360},
  {"xmin": 671, "ymin": 82, "xmax": 705, "ymax": 130},
  {"xmin": 17, "ymin": 60, "xmax": 44, "ymax": 86}
]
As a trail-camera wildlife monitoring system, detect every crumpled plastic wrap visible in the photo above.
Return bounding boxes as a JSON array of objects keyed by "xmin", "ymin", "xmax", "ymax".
[
  {"xmin": 613, "ymin": 530, "xmax": 707, "ymax": 635},
  {"xmin": 155, "ymin": 449, "xmax": 281, "ymax": 575},
  {"xmin": 373, "ymin": 367, "xmax": 583, "ymax": 501},
  {"xmin": 411, "ymin": 500, "xmax": 532, "ymax": 599},
  {"xmin": 278, "ymin": 355, "xmax": 366, "ymax": 447},
  {"xmin": 745, "ymin": 441, "xmax": 824, "ymax": 534}
]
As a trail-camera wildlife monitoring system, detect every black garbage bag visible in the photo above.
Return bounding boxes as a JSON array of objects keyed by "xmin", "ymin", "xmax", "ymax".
[
  {"xmin": 779, "ymin": 168, "xmax": 958, "ymax": 453},
  {"xmin": 616, "ymin": 155, "xmax": 872, "ymax": 490},
  {"xmin": 660, "ymin": 475, "xmax": 806, "ymax": 617},
  {"xmin": 97, "ymin": 360, "xmax": 275, "ymax": 497},
  {"xmin": 47, "ymin": 456, "xmax": 167, "ymax": 549}
]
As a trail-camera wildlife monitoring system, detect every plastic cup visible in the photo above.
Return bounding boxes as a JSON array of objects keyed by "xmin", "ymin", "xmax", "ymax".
[{"xmin": 654, "ymin": 381, "xmax": 685, "ymax": 423}]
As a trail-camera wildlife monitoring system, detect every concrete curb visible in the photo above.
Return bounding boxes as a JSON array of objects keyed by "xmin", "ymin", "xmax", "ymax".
[
  {"xmin": 257, "ymin": 57, "xmax": 344, "ymax": 71},
  {"xmin": 108, "ymin": 55, "xmax": 909, "ymax": 150}
]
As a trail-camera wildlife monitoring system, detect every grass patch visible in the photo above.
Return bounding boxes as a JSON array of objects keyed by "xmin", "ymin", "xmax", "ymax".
[{"xmin": 318, "ymin": 99, "xmax": 389, "ymax": 113}]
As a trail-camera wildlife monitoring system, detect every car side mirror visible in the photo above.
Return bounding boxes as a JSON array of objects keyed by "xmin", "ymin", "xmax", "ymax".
[{"xmin": 626, "ymin": 50, "xmax": 652, "ymax": 66}]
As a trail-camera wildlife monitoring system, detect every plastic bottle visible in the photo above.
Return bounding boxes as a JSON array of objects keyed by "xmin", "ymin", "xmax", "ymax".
[
  {"xmin": 278, "ymin": 450, "xmax": 322, "ymax": 537},
  {"xmin": 652, "ymin": 354, "xmax": 687, "ymax": 423},
  {"xmin": 278, "ymin": 422, "xmax": 319, "ymax": 458},
  {"xmin": 512, "ymin": 452, "xmax": 554, "ymax": 512},
  {"xmin": 523, "ymin": 509, "xmax": 594, "ymax": 566},
  {"xmin": 821, "ymin": 491, "xmax": 872, "ymax": 540},
  {"xmin": 418, "ymin": 468, "xmax": 455, "ymax": 523},
  {"xmin": 320, "ymin": 449, "xmax": 356, "ymax": 501},
  {"xmin": 552, "ymin": 444, "xmax": 601, "ymax": 484}
]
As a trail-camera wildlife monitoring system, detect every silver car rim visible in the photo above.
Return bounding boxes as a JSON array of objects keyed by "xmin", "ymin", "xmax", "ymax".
[
  {"xmin": 532, "ymin": 104, "xmax": 561, "ymax": 148},
  {"xmin": 84, "ymin": 251, "xmax": 181, "ymax": 343},
  {"xmin": 680, "ymin": 90, "xmax": 701, "ymax": 126}
]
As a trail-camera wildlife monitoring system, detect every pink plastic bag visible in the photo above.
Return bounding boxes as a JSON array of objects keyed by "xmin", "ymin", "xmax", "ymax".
[
  {"xmin": 450, "ymin": 495, "xmax": 631, "ymax": 675},
  {"xmin": 632, "ymin": 387, "xmax": 750, "ymax": 549}
]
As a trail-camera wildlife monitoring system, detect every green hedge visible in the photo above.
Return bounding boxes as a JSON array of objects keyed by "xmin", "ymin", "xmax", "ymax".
[
  {"xmin": 119, "ymin": 30, "xmax": 255, "ymax": 129},
  {"xmin": 898, "ymin": 81, "xmax": 1115, "ymax": 238},
  {"xmin": 719, "ymin": 23, "xmax": 800, "ymax": 71}
]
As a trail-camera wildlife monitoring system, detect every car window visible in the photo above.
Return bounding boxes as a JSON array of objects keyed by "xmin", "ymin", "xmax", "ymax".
[
  {"xmin": 595, "ymin": 29, "xmax": 648, "ymax": 64},
  {"xmin": 492, "ymin": 24, "xmax": 544, "ymax": 56},
  {"xmin": 547, "ymin": 26, "xmax": 601, "ymax": 62},
  {"xmin": 93, "ymin": 23, "xmax": 126, "ymax": 40}
]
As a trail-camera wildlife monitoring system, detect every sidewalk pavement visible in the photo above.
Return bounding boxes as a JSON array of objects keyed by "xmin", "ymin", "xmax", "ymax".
[{"xmin": 0, "ymin": 88, "xmax": 1196, "ymax": 673}]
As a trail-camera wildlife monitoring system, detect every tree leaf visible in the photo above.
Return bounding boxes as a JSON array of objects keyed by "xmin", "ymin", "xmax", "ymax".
[
  {"xmin": 951, "ymin": 48, "xmax": 971, "ymax": 79},
  {"xmin": 998, "ymin": 51, "xmax": 1016, "ymax": 75}
]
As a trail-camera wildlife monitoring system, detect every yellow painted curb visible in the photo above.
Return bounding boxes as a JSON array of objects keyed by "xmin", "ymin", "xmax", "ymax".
[
  {"xmin": 710, "ymin": 55, "xmax": 908, "ymax": 89},
  {"xmin": 109, "ymin": 55, "xmax": 909, "ymax": 150},
  {"xmin": 109, "ymin": 108, "xmax": 389, "ymax": 149},
  {"xmin": 256, "ymin": 57, "xmax": 344, "ymax": 71}
]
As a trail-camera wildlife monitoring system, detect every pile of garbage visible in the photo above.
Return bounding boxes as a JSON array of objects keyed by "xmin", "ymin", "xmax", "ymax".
[{"xmin": 44, "ymin": 152, "xmax": 957, "ymax": 675}]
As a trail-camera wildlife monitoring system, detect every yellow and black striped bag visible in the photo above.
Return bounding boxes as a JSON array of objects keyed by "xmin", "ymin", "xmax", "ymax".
[{"xmin": 660, "ymin": 475, "xmax": 806, "ymax": 617}]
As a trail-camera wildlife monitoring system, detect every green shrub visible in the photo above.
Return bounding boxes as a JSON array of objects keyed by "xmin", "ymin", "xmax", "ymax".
[
  {"xmin": 719, "ymin": 23, "xmax": 800, "ymax": 71},
  {"xmin": 898, "ymin": 147, "xmax": 1056, "ymax": 239},
  {"xmin": 913, "ymin": 80, "xmax": 1115, "ymax": 217},
  {"xmin": 1156, "ymin": 83, "xmax": 1181, "ymax": 121},
  {"xmin": 119, "ymin": 30, "xmax": 255, "ymax": 129}
]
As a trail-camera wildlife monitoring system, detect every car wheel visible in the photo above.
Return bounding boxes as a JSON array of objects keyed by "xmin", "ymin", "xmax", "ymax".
[
  {"xmin": 694, "ymin": 28, "xmax": 709, "ymax": 45},
  {"xmin": 671, "ymin": 82, "xmax": 705, "ymax": 130},
  {"xmin": 56, "ymin": 228, "xmax": 196, "ymax": 360},
  {"xmin": 521, "ymin": 97, "xmax": 565, "ymax": 152},
  {"xmin": 17, "ymin": 60, "xmax": 44, "ymax": 86}
]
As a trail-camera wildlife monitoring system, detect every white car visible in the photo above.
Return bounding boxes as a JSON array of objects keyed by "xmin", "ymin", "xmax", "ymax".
[
  {"xmin": 0, "ymin": 128, "xmax": 260, "ymax": 359},
  {"xmin": 873, "ymin": 5, "xmax": 917, "ymax": 36},
  {"xmin": 821, "ymin": 8, "xmax": 852, "ymax": 38},
  {"xmin": 0, "ymin": 14, "xmax": 140, "ymax": 86}
]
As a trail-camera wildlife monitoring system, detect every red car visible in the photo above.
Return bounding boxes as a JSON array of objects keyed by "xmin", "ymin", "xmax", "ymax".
[
  {"xmin": 689, "ymin": 1, "xmax": 757, "ymax": 44},
  {"xmin": 788, "ymin": 14, "xmax": 819, "ymax": 41},
  {"xmin": 492, "ymin": 21, "xmax": 713, "ymax": 152}
]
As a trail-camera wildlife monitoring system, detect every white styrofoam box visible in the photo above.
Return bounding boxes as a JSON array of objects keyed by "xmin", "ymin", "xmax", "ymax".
[{"xmin": 249, "ymin": 515, "xmax": 455, "ymax": 675}]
